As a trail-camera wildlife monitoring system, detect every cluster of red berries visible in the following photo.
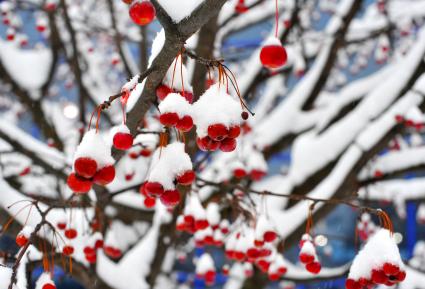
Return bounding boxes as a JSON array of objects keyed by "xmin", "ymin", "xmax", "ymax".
[
  {"xmin": 298, "ymin": 234, "xmax": 322, "ymax": 274},
  {"xmin": 158, "ymin": 93, "xmax": 194, "ymax": 132},
  {"xmin": 156, "ymin": 84, "xmax": 194, "ymax": 104},
  {"xmin": 233, "ymin": 166, "xmax": 267, "ymax": 181},
  {"xmin": 395, "ymin": 114, "xmax": 424, "ymax": 131},
  {"xmin": 197, "ymin": 123, "xmax": 241, "ymax": 153},
  {"xmin": 345, "ymin": 263, "xmax": 406, "ymax": 289},
  {"xmin": 125, "ymin": 0, "xmax": 156, "ymax": 26},
  {"xmin": 67, "ymin": 131, "xmax": 115, "ymax": 194}
]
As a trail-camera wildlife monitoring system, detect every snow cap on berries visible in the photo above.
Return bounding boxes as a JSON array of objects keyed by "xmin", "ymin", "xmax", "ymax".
[
  {"xmin": 348, "ymin": 229, "xmax": 405, "ymax": 281},
  {"xmin": 158, "ymin": 93, "xmax": 192, "ymax": 117},
  {"xmin": 192, "ymin": 83, "xmax": 243, "ymax": 138},
  {"xmin": 196, "ymin": 253, "xmax": 215, "ymax": 275},
  {"xmin": 74, "ymin": 130, "xmax": 114, "ymax": 169},
  {"xmin": 206, "ymin": 203, "xmax": 220, "ymax": 228}
]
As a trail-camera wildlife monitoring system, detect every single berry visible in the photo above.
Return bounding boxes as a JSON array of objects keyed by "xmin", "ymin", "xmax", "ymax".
[
  {"xmin": 129, "ymin": 0, "xmax": 156, "ymax": 26},
  {"xmin": 260, "ymin": 44, "xmax": 287, "ymax": 69},
  {"xmin": 144, "ymin": 182, "xmax": 164, "ymax": 197},
  {"xmin": 113, "ymin": 132, "xmax": 133, "ymax": 150},
  {"xmin": 67, "ymin": 173, "xmax": 92, "ymax": 194},
  {"xmin": 176, "ymin": 170, "xmax": 195, "ymax": 185},
  {"xmin": 74, "ymin": 157, "xmax": 97, "ymax": 178},
  {"xmin": 160, "ymin": 189, "xmax": 180, "ymax": 207},
  {"xmin": 208, "ymin": 124, "xmax": 228, "ymax": 141},
  {"xmin": 176, "ymin": 115, "xmax": 193, "ymax": 132},
  {"xmin": 159, "ymin": 112, "xmax": 179, "ymax": 126},
  {"xmin": 219, "ymin": 138, "xmax": 237, "ymax": 152},
  {"xmin": 93, "ymin": 165, "xmax": 116, "ymax": 186}
]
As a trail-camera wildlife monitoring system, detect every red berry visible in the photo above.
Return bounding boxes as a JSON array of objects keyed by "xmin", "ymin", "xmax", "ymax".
[
  {"xmin": 396, "ymin": 270, "xmax": 406, "ymax": 281},
  {"xmin": 299, "ymin": 253, "xmax": 314, "ymax": 264},
  {"xmin": 246, "ymin": 247, "xmax": 261, "ymax": 259},
  {"xmin": 176, "ymin": 115, "xmax": 193, "ymax": 132},
  {"xmin": 383, "ymin": 262, "xmax": 400, "ymax": 275},
  {"xmin": 64, "ymin": 228, "xmax": 77, "ymax": 239},
  {"xmin": 345, "ymin": 279, "xmax": 360, "ymax": 289},
  {"xmin": 305, "ymin": 261, "xmax": 321, "ymax": 274},
  {"xmin": 93, "ymin": 165, "xmax": 115, "ymax": 186},
  {"xmin": 129, "ymin": 151, "xmax": 139, "ymax": 159},
  {"xmin": 156, "ymin": 84, "xmax": 172, "ymax": 100},
  {"xmin": 219, "ymin": 138, "xmax": 236, "ymax": 152},
  {"xmin": 140, "ymin": 149, "xmax": 152, "ymax": 157},
  {"xmin": 16, "ymin": 234, "xmax": 28, "ymax": 247},
  {"xmin": 395, "ymin": 115, "xmax": 404, "ymax": 123},
  {"xmin": 233, "ymin": 168, "xmax": 246, "ymax": 178},
  {"xmin": 176, "ymin": 170, "xmax": 195, "ymax": 185},
  {"xmin": 250, "ymin": 169, "xmax": 266, "ymax": 181},
  {"xmin": 228, "ymin": 126, "xmax": 241, "ymax": 138},
  {"xmin": 268, "ymin": 273, "xmax": 280, "ymax": 281},
  {"xmin": 197, "ymin": 136, "xmax": 220, "ymax": 151},
  {"xmin": 57, "ymin": 222, "xmax": 66, "ymax": 230},
  {"xmin": 129, "ymin": 0, "xmax": 156, "ymax": 26},
  {"xmin": 74, "ymin": 157, "xmax": 97, "ymax": 178},
  {"xmin": 208, "ymin": 124, "xmax": 228, "ymax": 141},
  {"xmin": 62, "ymin": 245, "xmax": 74, "ymax": 256},
  {"xmin": 42, "ymin": 284, "xmax": 56, "ymax": 289},
  {"xmin": 263, "ymin": 231, "xmax": 277, "ymax": 242},
  {"xmin": 144, "ymin": 197, "xmax": 156, "ymax": 208},
  {"xmin": 84, "ymin": 246, "xmax": 96, "ymax": 256},
  {"xmin": 113, "ymin": 132, "xmax": 133, "ymax": 150},
  {"xmin": 241, "ymin": 111, "xmax": 249, "ymax": 120},
  {"xmin": 67, "ymin": 173, "xmax": 92, "ymax": 194},
  {"xmin": 159, "ymin": 112, "xmax": 179, "ymax": 126},
  {"xmin": 104, "ymin": 246, "xmax": 122, "ymax": 259},
  {"xmin": 195, "ymin": 219, "xmax": 209, "ymax": 230},
  {"xmin": 180, "ymin": 91, "xmax": 194, "ymax": 103},
  {"xmin": 144, "ymin": 182, "xmax": 164, "ymax": 197},
  {"xmin": 86, "ymin": 253, "xmax": 97, "ymax": 264},
  {"xmin": 19, "ymin": 167, "xmax": 31, "ymax": 176},
  {"xmin": 260, "ymin": 44, "xmax": 287, "ymax": 69},
  {"xmin": 371, "ymin": 269, "xmax": 387, "ymax": 284},
  {"xmin": 160, "ymin": 190, "xmax": 180, "ymax": 207},
  {"xmin": 205, "ymin": 270, "xmax": 216, "ymax": 284},
  {"xmin": 235, "ymin": 0, "xmax": 248, "ymax": 13}
]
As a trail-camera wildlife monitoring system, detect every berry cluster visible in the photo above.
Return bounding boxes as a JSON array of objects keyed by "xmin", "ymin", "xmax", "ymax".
[
  {"xmin": 298, "ymin": 234, "xmax": 322, "ymax": 274},
  {"xmin": 67, "ymin": 131, "xmax": 115, "ymax": 194},
  {"xmin": 143, "ymin": 143, "xmax": 194, "ymax": 208}
]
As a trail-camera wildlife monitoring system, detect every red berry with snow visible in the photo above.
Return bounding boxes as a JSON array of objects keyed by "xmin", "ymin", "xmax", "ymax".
[
  {"xmin": 306, "ymin": 261, "xmax": 321, "ymax": 274},
  {"xmin": 156, "ymin": 84, "xmax": 172, "ymax": 100},
  {"xmin": 176, "ymin": 170, "xmax": 195, "ymax": 185},
  {"xmin": 113, "ymin": 132, "xmax": 133, "ymax": 150},
  {"xmin": 228, "ymin": 126, "xmax": 241, "ymax": 139},
  {"xmin": 144, "ymin": 197, "xmax": 156, "ymax": 208},
  {"xmin": 260, "ymin": 38, "xmax": 287, "ymax": 69},
  {"xmin": 129, "ymin": 0, "xmax": 156, "ymax": 26},
  {"xmin": 74, "ymin": 157, "xmax": 97, "ymax": 178},
  {"xmin": 176, "ymin": 115, "xmax": 194, "ymax": 132},
  {"xmin": 144, "ymin": 182, "xmax": 164, "ymax": 197},
  {"xmin": 220, "ymin": 138, "xmax": 236, "ymax": 152},
  {"xmin": 93, "ymin": 165, "xmax": 115, "ymax": 185},
  {"xmin": 67, "ymin": 173, "xmax": 92, "ymax": 194},
  {"xmin": 233, "ymin": 168, "xmax": 247, "ymax": 178},
  {"xmin": 208, "ymin": 124, "xmax": 228, "ymax": 141},
  {"xmin": 64, "ymin": 228, "xmax": 77, "ymax": 239},
  {"xmin": 62, "ymin": 245, "xmax": 74, "ymax": 256},
  {"xmin": 160, "ymin": 189, "xmax": 180, "ymax": 207},
  {"xmin": 16, "ymin": 234, "xmax": 28, "ymax": 247},
  {"xmin": 159, "ymin": 112, "xmax": 179, "ymax": 127},
  {"xmin": 197, "ymin": 136, "xmax": 220, "ymax": 152}
]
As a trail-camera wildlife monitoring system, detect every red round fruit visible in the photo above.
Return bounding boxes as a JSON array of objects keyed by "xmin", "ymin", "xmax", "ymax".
[
  {"xmin": 74, "ymin": 157, "xmax": 97, "ymax": 178},
  {"xmin": 299, "ymin": 253, "xmax": 314, "ymax": 264},
  {"xmin": 383, "ymin": 262, "xmax": 400, "ymax": 275},
  {"xmin": 176, "ymin": 115, "xmax": 193, "ymax": 132},
  {"xmin": 176, "ymin": 170, "xmax": 195, "ymax": 185},
  {"xmin": 93, "ymin": 165, "xmax": 116, "ymax": 186},
  {"xmin": 345, "ymin": 279, "xmax": 360, "ymax": 289},
  {"xmin": 263, "ymin": 231, "xmax": 277, "ymax": 242},
  {"xmin": 144, "ymin": 197, "xmax": 156, "ymax": 208},
  {"xmin": 140, "ymin": 148, "xmax": 151, "ymax": 157},
  {"xmin": 233, "ymin": 168, "xmax": 246, "ymax": 178},
  {"xmin": 86, "ymin": 253, "xmax": 97, "ymax": 264},
  {"xmin": 84, "ymin": 246, "xmax": 96, "ymax": 256},
  {"xmin": 396, "ymin": 271, "xmax": 406, "ymax": 281},
  {"xmin": 159, "ymin": 112, "xmax": 179, "ymax": 126},
  {"xmin": 235, "ymin": 0, "xmax": 248, "ymax": 13},
  {"xmin": 42, "ymin": 284, "xmax": 56, "ymax": 289},
  {"xmin": 371, "ymin": 269, "xmax": 387, "ymax": 284},
  {"xmin": 113, "ymin": 132, "xmax": 133, "ymax": 150},
  {"xmin": 156, "ymin": 84, "xmax": 172, "ymax": 100},
  {"xmin": 16, "ymin": 234, "xmax": 28, "ymax": 247},
  {"xmin": 260, "ymin": 44, "xmax": 287, "ymax": 69},
  {"xmin": 197, "ymin": 136, "xmax": 220, "ymax": 152},
  {"xmin": 250, "ymin": 169, "xmax": 266, "ymax": 181},
  {"xmin": 305, "ymin": 261, "xmax": 321, "ymax": 274},
  {"xmin": 129, "ymin": 0, "xmax": 156, "ymax": 26},
  {"xmin": 57, "ymin": 222, "xmax": 66, "ymax": 230},
  {"xmin": 67, "ymin": 173, "xmax": 92, "ymax": 194},
  {"xmin": 219, "ymin": 138, "xmax": 236, "ymax": 152},
  {"xmin": 195, "ymin": 219, "xmax": 209, "ymax": 230},
  {"xmin": 144, "ymin": 182, "xmax": 164, "ymax": 197},
  {"xmin": 62, "ymin": 245, "xmax": 74, "ymax": 256},
  {"xmin": 180, "ymin": 91, "xmax": 194, "ymax": 103},
  {"xmin": 208, "ymin": 124, "xmax": 228, "ymax": 141},
  {"xmin": 160, "ymin": 190, "xmax": 180, "ymax": 207},
  {"xmin": 64, "ymin": 228, "xmax": 77, "ymax": 239},
  {"xmin": 228, "ymin": 126, "xmax": 241, "ymax": 139}
]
